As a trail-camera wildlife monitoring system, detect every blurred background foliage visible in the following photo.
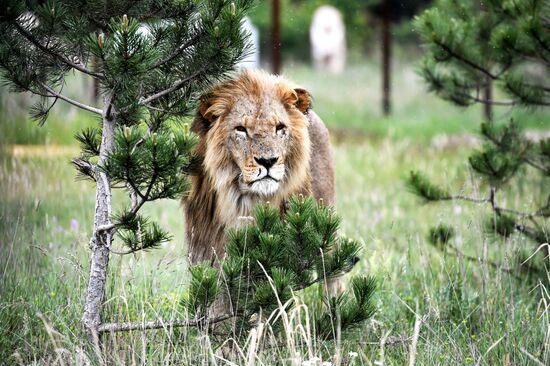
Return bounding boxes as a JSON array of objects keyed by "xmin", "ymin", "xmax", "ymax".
[
  {"xmin": 249, "ymin": 0, "xmax": 432, "ymax": 62},
  {"xmin": 3, "ymin": 0, "xmax": 549, "ymax": 148}
]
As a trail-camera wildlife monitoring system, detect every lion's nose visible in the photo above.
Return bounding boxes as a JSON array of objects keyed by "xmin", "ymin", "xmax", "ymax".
[{"xmin": 254, "ymin": 156, "xmax": 278, "ymax": 169}]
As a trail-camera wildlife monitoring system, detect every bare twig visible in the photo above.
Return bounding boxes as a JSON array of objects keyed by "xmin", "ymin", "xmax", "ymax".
[
  {"xmin": 445, "ymin": 242, "xmax": 522, "ymax": 280},
  {"xmin": 438, "ymin": 190, "xmax": 549, "ymax": 219},
  {"xmin": 436, "ymin": 195, "xmax": 489, "ymax": 204}
]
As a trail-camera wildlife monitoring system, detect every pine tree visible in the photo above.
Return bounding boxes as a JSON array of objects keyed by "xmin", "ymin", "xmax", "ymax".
[
  {"xmin": 183, "ymin": 196, "xmax": 376, "ymax": 341},
  {"xmin": 0, "ymin": 0, "xmax": 376, "ymax": 349},
  {"xmin": 99, "ymin": 196, "xmax": 377, "ymax": 345},
  {"xmin": 0, "ymin": 0, "xmax": 253, "ymax": 343},
  {"xmin": 409, "ymin": 0, "xmax": 550, "ymax": 277}
]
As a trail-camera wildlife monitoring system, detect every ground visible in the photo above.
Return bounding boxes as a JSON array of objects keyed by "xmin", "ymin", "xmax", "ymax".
[{"xmin": 1, "ymin": 62, "xmax": 549, "ymax": 365}]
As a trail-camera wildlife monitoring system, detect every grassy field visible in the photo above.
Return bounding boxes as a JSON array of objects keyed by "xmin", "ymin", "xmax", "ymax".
[{"xmin": 1, "ymin": 63, "xmax": 550, "ymax": 365}]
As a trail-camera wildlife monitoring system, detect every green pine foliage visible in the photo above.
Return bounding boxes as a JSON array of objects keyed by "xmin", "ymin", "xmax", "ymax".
[
  {"xmin": 428, "ymin": 224, "xmax": 455, "ymax": 249},
  {"xmin": 407, "ymin": 171, "xmax": 450, "ymax": 201},
  {"xmin": 183, "ymin": 196, "xmax": 377, "ymax": 340},
  {"xmin": 411, "ymin": 0, "xmax": 550, "ymax": 279},
  {"xmin": 415, "ymin": 0, "xmax": 550, "ymax": 108},
  {"xmin": 0, "ymin": 0, "xmax": 254, "ymax": 254},
  {"xmin": 182, "ymin": 264, "xmax": 221, "ymax": 318}
]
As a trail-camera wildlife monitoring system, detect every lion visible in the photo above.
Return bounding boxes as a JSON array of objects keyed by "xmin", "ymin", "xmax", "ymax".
[{"xmin": 184, "ymin": 69, "xmax": 335, "ymax": 265}]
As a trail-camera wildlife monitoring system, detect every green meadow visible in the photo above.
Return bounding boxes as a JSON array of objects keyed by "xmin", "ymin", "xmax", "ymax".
[{"xmin": 1, "ymin": 63, "xmax": 549, "ymax": 365}]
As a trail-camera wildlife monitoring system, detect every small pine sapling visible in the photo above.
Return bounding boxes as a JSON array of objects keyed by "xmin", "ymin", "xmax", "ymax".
[{"xmin": 180, "ymin": 196, "xmax": 377, "ymax": 342}]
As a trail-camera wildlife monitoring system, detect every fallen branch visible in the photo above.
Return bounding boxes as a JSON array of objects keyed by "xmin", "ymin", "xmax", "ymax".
[
  {"xmin": 363, "ymin": 334, "xmax": 413, "ymax": 346},
  {"xmin": 98, "ymin": 314, "xmax": 233, "ymax": 333},
  {"xmin": 408, "ymin": 305, "xmax": 423, "ymax": 366}
]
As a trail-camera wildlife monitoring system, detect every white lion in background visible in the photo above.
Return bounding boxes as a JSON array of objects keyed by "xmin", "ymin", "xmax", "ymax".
[{"xmin": 309, "ymin": 5, "xmax": 346, "ymax": 74}]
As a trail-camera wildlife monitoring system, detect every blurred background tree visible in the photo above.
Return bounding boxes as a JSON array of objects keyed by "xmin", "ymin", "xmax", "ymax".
[
  {"xmin": 249, "ymin": 0, "xmax": 432, "ymax": 63},
  {"xmin": 409, "ymin": 0, "xmax": 550, "ymax": 279}
]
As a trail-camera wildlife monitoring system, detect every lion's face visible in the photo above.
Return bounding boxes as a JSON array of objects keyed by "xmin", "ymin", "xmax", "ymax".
[
  {"xmin": 224, "ymin": 96, "xmax": 292, "ymax": 196},
  {"xmin": 193, "ymin": 70, "xmax": 311, "ymax": 200}
]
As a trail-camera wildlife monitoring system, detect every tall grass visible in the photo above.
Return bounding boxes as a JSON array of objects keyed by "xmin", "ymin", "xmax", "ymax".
[
  {"xmin": 1, "ymin": 138, "xmax": 549, "ymax": 365},
  {"xmin": 1, "ymin": 59, "xmax": 550, "ymax": 364}
]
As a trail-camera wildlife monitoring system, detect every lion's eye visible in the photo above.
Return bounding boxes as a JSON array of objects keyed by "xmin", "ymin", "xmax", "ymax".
[
  {"xmin": 276, "ymin": 123, "xmax": 286, "ymax": 132},
  {"xmin": 235, "ymin": 126, "xmax": 247, "ymax": 133}
]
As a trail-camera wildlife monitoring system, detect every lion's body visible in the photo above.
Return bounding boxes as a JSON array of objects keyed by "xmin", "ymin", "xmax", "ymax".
[{"xmin": 183, "ymin": 70, "xmax": 335, "ymax": 265}]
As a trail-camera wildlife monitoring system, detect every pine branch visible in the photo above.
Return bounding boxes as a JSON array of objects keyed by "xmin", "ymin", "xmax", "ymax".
[
  {"xmin": 464, "ymin": 94, "xmax": 517, "ymax": 106},
  {"xmin": 433, "ymin": 40, "xmax": 498, "ymax": 80},
  {"xmin": 409, "ymin": 168, "xmax": 550, "ymax": 219},
  {"xmin": 147, "ymin": 1, "xmax": 227, "ymax": 71},
  {"xmin": 148, "ymin": 32, "xmax": 203, "ymax": 71},
  {"xmin": 13, "ymin": 21, "xmax": 101, "ymax": 78},
  {"xmin": 39, "ymin": 83, "xmax": 102, "ymax": 115},
  {"xmin": 96, "ymin": 195, "xmax": 145, "ymax": 234},
  {"xmin": 444, "ymin": 242, "xmax": 522, "ymax": 280},
  {"xmin": 529, "ymin": 28, "xmax": 550, "ymax": 62},
  {"xmin": 504, "ymin": 80, "xmax": 550, "ymax": 107},
  {"xmin": 482, "ymin": 126, "xmax": 549, "ymax": 173},
  {"xmin": 72, "ymin": 157, "xmax": 96, "ymax": 181},
  {"xmin": 407, "ymin": 171, "xmax": 482, "ymax": 202},
  {"xmin": 139, "ymin": 66, "xmax": 210, "ymax": 106},
  {"xmin": 98, "ymin": 314, "xmax": 233, "ymax": 333}
]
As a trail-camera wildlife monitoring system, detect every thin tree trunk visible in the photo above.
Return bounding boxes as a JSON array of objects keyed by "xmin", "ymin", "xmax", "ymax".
[
  {"xmin": 382, "ymin": 0, "xmax": 392, "ymax": 116},
  {"xmin": 82, "ymin": 96, "xmax": 115, "ymax": 345},
  {"xmin": 271, "ymin": 0, "xmax": 281, "ymax": 75}
]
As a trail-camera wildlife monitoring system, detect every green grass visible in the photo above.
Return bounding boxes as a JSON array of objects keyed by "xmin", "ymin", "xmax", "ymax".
[
  {"xmin": 1, "ymin": 139, "xmax": 549, "ymax": 365},
  {"xmin": 1, "ymin": 60, "xmax": 550, "ymax": 364}
]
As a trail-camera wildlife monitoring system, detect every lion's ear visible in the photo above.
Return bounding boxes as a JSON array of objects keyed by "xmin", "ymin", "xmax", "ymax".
[
  {"xmin": 192, "ymin": 92, "xmax": 227, "ymax": 136},
  {"xmin": 281, "ymin": 87, "xmax": 311, "ymax": 114},
  {"xmin": 293, "ymin": 88, "xmax": 311, "ymax": 114}
]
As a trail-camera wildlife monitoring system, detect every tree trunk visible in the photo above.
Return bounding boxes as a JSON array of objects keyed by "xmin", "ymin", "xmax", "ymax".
[
  {"xmin": 271, "ymin": 0, "xmax": 281, "ymax": 75},
  {"xmin": 382, "ymin": 0, "xmax": 392, "ymax": 116},
  {"xmin": 82, "ymin": 96, "xmax": 115, "ymax": 345}
]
